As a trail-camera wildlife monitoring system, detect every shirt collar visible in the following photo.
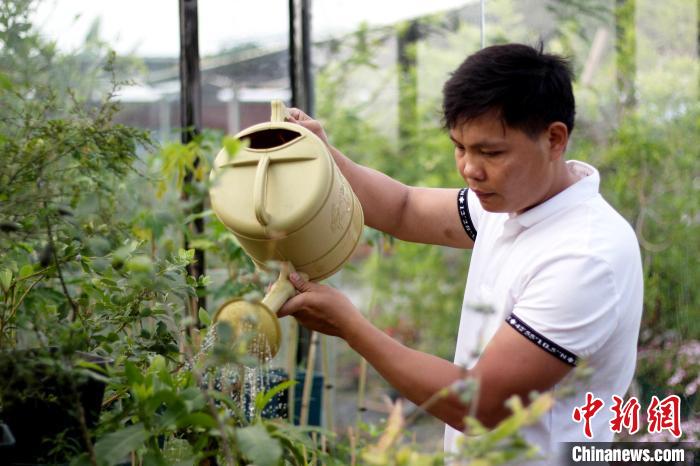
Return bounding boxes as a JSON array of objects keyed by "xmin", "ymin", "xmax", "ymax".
[{"xmin": 508, "ymin": 160, "xmax": 600, "ymax": 229}]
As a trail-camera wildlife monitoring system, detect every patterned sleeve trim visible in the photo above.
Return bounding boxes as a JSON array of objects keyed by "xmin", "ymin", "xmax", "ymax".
[
  {"xmin": 506, "ymin": 313, "xmax": 579, "ymax": 367},
  {"xmin": 457, "ymin": 188, "xmax": 477, "ymax": 242}
]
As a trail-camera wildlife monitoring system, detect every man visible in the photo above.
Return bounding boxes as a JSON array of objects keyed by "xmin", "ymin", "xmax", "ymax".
[{"xmin": 279, "ymin": 43, "xmax": 643, "ymax": 464}]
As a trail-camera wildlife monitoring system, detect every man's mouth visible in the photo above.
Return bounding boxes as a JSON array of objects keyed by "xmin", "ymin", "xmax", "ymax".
[{"xmin": 472, "ymin": 189, "xmax": 494, "ymax": 199}]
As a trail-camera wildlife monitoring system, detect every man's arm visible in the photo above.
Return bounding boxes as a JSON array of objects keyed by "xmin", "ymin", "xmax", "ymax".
[
  {"xmin": 278, "ymin": 274, "xmax": 572, "ymax": 430},
  {"xmin": 345, "ymin": 311, "xmax": 572, "ymax": 429},
  {"xmin": 287, "ymin": 109, "xmax": 473, "ymax": 249}
]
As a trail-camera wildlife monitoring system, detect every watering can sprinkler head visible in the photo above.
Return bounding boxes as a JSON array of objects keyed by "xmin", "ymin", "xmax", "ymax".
[{"xmin": 212, "ymin": 262, "xmax": 297, "ymax": 362}]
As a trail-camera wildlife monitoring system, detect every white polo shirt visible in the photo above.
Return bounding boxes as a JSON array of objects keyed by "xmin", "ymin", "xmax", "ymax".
[{"xmin": 444, "ymin": 160, "xmax": 643, "ymax": 465}]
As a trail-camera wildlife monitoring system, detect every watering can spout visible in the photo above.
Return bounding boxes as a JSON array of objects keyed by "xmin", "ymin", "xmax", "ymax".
[{"xmin": 261, "ymin": 262, "xmax": 297, "ymax": 314}]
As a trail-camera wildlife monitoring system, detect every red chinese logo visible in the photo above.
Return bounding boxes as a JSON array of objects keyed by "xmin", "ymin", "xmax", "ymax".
[
  {"xmin": 572, "ymin": 392, "xmax": 605, "ymax": 438},
  {"xmin": 647, "ymin": 395, "xmax": 682, "ymax": 438},
  {"xmin": 609, "ymin": 395, "xmax": 641, "ymax": 435},
  {"xmin": 572, "ymin": 393, "xmax": 683, "ymax": 438}
]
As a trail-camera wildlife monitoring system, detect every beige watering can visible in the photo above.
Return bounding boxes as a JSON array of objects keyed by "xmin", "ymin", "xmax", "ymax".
[{"xmin": 209, "ymin": 100, "xmax": 364, "ymax": 360}]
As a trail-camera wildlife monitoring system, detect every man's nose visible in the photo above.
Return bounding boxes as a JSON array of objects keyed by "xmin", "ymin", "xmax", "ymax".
[{"xmin": 462, "ymin": 154, "xmax": 485, "ymax": 181}]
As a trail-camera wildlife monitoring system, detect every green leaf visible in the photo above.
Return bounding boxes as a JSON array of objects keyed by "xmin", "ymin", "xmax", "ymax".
[
  {"xmin": 223, "ymin": 136, "xmax": 241, "ymax": 158},
  {"xmin": 183, "ymin": 209, "xmax": 214, "ymax": 224},
  {"xmin": 187, "ymin": 239, "xmax": 215, "ymax": 250},
  {"xmin": 176, "ymin": 412, "xmax": 218, "ymax": 429},
  {"xmin": 19, "ymin": 264, "xmax": 34, "ymax": 279},
  {"xmin": 235, "ymin": 423, "xmax": 282, "ymax": 466},
  {"xmin": 94, "ymin": 423, "xmax": 149, "ymax": 465},
  {"xmin": 124, "ymin": 361, "xmax": 144, "ymax": 384},
  {"xmin": 198, "ymin": 307, "xmax": 211, "ymax": 327},
  {"xmin": 99, "ymin": 278, "xmax": 119, "ymax": 287},
  {"xmin": 171, "ymin": 459, "xmax": 198, "ymax": 466},
  {"xmin": 0, "ymin": 73, "xmax": 12, "ymax": 91},
  {"xmin": 75, "ymin": 359, "xmax": 108, "ymax": 375},
  {"xmin": 254, "ymin": 380, "xmax": 296, "ymax": 416},
  {"xmin": 0, "ymin": 269, "xmax": 12, "ymax": 292},
  {"xmin": 148, "ymin": 354, "xmax": 167, "ymax": 373},
  {"xmin": 141, "ymin": 450, "xmax": 168, "ymax": 466},
  {"xmin": 126, "ymin": 255, "xmax": 153, "ymax": 273}
]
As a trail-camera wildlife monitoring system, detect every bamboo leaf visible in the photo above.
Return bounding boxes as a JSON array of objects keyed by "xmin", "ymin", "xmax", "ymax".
[
  {"xmin": 254, "ymin": 379, "xmax": 296, "ymax": 415},
  {"xmin": 198, "ymin": 307, "xmax": 211, "ymax": 327},
  {"xmin": 0, "ymin": 269, "xmax": 12, "ymax": 292}
]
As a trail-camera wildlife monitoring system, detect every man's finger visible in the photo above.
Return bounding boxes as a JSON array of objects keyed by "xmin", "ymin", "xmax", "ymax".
[
  {"xmin": 288, "ymin": 272, "xmax": 313, "ymax": 292},
  {"xmin": 277, "ymin": 293, "xmax": 307, "ymax": 318},
  {"xmin": 287, "ymin": 107, "xmax": 309, "ymax": 121}
]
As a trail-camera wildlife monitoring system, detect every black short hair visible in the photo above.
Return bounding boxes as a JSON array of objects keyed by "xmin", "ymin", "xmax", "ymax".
[{"xmin": 442, "ymin": 43, "xmax": 575, "ymax": 138}]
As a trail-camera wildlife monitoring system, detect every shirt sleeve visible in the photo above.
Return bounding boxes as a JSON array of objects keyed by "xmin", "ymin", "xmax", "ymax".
[{"xmin": 508, "ymin": 254, "xmax": 620, "ymax": 366}]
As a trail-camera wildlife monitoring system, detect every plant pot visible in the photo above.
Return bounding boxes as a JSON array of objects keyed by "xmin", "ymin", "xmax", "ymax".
[
  {"xmin": 0, "ymin": 348, "xmax": 109, "ymax": 465},
  {"xmin": 242, "ymin": 367, "xmax": 290, "ymax": 420},
  {"xmin": 1, "ymin": 421, "xmax": 16, "ymax": 449},
  {"xmin": 293, "ymin": 370, "xmax": 324, "ymax": 427}
]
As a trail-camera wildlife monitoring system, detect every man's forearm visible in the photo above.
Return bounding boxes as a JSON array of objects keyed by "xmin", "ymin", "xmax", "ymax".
[{"xmin": 344, "ymin": 316, "xmax": 470, "ymax": 430}]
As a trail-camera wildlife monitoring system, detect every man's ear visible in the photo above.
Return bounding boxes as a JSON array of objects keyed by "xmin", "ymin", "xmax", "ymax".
[{"xmin": 547, "ymin": 122, "xmax": 569, "ymax": 161}]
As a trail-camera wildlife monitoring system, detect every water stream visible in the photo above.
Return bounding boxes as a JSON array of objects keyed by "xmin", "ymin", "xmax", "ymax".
[{"xmin": 196, "ymin": 325, "xmax": 287, "ymax": 420}]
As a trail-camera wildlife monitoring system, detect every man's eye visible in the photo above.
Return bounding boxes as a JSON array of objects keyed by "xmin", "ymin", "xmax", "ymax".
[{"xmin": 481, "ymin": 150, "xmax": 503, "ymax": 156}]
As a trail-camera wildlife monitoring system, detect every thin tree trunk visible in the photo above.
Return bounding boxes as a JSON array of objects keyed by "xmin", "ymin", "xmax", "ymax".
[
  {"xmin": 615, "ymin": 0, "xmax": 637, "ymax": 119},
  {"xmin": 179, "ymin": 0, "xmax": 206, "ymax": 320},
  {"xmin": 397, "ymin": 20, "xmax": 420, "ymax": 158}
]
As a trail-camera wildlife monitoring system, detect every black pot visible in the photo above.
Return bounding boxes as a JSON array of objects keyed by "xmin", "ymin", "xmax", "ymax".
[
  {"xmin": 0, "ymin": 421, "xmax": 16, "ymax": 449},
  {"xmin": 0, "ymin": 348, "xmax": 109, "ymax": 465}
]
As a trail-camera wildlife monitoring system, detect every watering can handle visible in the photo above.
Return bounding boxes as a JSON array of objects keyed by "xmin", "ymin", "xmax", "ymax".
[
  {"xmin": 254, "ymin": 100, "xmax": 291, "ymax": 226},
  {"xmin": 271, "ymin": 99, "xmax": 291, "ymax": 122},
  {"xmin": 254, "ymin": 154, "xmax": 271, "ymax": 226}
]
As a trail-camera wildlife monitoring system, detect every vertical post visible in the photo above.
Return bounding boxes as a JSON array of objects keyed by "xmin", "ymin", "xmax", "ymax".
[
  {"xmin": 289, "ymin": 0, "xmax": 315, "ymax": 369},
  {"xmin": 179, "ymin": 0, "xmax": 206, "ymax": 317},
  {"xmin": 480, "ymin": 0, "xmax": 486, "ymax": 49},
  {"xmin": 288, "ymin": 0, "xmax": 319, "ymax": 424},
  {"xmin": 289, "ymin": 0, "xmax": 314, "ymax": 114}
]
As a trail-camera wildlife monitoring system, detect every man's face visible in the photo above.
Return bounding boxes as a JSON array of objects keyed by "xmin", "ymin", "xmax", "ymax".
[{"xmin": 450, "ymin": 112, "xmax": 559, "ymax": 214}]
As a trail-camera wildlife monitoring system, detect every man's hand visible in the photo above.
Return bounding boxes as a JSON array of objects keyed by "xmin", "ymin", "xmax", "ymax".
[
  {"xmin": 277, "ymin": 272, "xmax": 366, "ymax": 339},
  {"xmin": 286, "ymin": 108, "xmax": 330, "ymax": 146}
]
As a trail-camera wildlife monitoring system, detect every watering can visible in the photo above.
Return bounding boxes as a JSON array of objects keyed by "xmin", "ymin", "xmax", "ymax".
[{"xmin": 209, "ymin": 100, "xmax": 364, "ymax": 360}]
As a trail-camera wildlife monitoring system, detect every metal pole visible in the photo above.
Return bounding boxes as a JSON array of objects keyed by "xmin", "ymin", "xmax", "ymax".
[
  {"xmin": 288, "ymin": 0, "xmax": 316, "ymax": 412},
  {"xmin": 289, "ymin": 0, "xmax": 314, "ymax": 114},
  {"xmin": 179, "ymin": 0, "xmax": 206, "ymax": 317},
  {"xmin": 480, "ymin": 0, "xmax": 486, "ymax": 49}
]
